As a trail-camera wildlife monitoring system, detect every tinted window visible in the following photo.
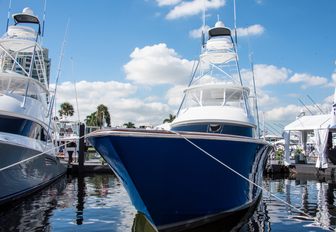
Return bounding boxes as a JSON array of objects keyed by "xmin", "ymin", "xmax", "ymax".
[
  {"xmin": 172, "ymin": 123, "xmax": 253, "ymax": 137},
  {"xmin": 0, "ymin": 115, "xmax": 49, "ymax": 141}
]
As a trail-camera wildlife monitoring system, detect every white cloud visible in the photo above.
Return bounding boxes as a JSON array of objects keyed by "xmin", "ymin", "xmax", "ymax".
[
  {"xmin": 189, "ymin": 25, "xmax": 210, "ymax": 39},
  {"xmin": 257, "ymin": 89, "xmax": 278, "ymax": 107},
  {"xmin": 124, "ymin": 43, "xmax": 194, "ymax": 86},
  {"xmin": 242, "ymin": 64, "xmax": 290, "ymax": 88},
  {"xmin": 288, "ymin": 73, "xmax": 328, "ymax": 89},
  {"xmin": 156, "ymin": 0, "xmax": 182, "ymax": 6},
  {"xmin": 264, "ymin": 104, "xmax": 301, "ymax": 122},
  {"xmin": 165, "ymin": 84, "xmax": 186, "ymax": 106},
  {"xmin": 51, "ymin": 80, "xmax": 173, "ymax": 127},
  {"xmin": 189, "ymin": 24, "xmax": 264, "ymax": 39},
  {"xmin": 166, "ymin": 0, "xmax": 225, "ymax": 20},
  {"xmin": 110, "ymin": 98, "xmax": 172, "ymax": 126},
  {"xmin": 236, "ymin": 24, "xmax": 265, "ymax": 37},
  {"xmin": 332, "ymin": 71, "xmax": 336, "ymax": 85}
]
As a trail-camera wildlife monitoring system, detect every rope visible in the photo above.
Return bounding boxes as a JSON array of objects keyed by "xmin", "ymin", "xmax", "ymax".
[
  {"xmin": 0, "ymin": 134, "xmax": 87, "ymax": 172},
  {"xmin": 171, "ymin": 130, "xmax": 335, "ymax": 231}
]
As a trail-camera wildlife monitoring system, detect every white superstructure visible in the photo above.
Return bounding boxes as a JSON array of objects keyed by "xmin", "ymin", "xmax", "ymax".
[{"xmin": 171, "ymin": 21, "xmax": 257, "ymax": 135}]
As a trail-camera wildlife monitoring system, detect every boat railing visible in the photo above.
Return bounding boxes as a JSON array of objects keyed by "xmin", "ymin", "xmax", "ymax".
[
  {"xmin": 179, "ymin": 85, "xmax": 250, "ymax": 115},
  {"xmin": 0, "ymin": 37, "xmax": 47, "ymax": 87},
  {"xmin": 3, "ymin": 25, "xmax": 37, "ymax": 41}
]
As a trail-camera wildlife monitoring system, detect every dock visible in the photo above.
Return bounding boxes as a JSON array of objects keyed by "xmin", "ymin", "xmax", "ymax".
[
  {"xmin": 265, "ymin": 159, "xmax": 336, "ymax": 177},
  {"xmin": 289, "ymin": 163, "xmax": 336, "ymax": 177},
  {"xmin": 66, "ymin": 160, "xmax": 112, "ymax": 174}
]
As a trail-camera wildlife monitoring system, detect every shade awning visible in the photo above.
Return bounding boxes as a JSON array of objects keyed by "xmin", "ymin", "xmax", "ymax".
[{"xmin": 284, "ymin": 114, "xmax": 331, "ymax": 131}]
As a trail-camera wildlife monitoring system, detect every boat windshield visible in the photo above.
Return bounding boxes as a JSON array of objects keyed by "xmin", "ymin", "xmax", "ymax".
[
  {"xmin": 180, "ymin": 86, "xmax": 247, "ymax": 110},
  {"xmin": 0, "ymin": 75, "xmax": 48, "ymax": 105}
]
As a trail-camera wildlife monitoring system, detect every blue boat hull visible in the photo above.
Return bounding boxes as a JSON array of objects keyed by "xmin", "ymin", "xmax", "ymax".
[{"xmin": 88, "ymin": 129, "xmax": 272, "ymax": 230}]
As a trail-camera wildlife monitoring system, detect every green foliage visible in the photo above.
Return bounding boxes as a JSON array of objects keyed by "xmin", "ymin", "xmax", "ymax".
[
  {"xmin": 84, "ymin": 104, "xmax": 111, "ymax": 127},
  {"xmin": 275, "ymin": 148, "xmax": 284, "ymax": 160},
  {"xmin": 59, "ymin": 102, "xmax": 74, "ymax": 118},
  {"xmin": 163, "ymin": 114, "xmax": 176, "ymax": 123},
  {"xmin": 123, "ymin": 122, "xmax": 135, "ymax": 128},
  {"xmin": 294, "ymin": 147, "xmax": 303, "ymax": 156}
]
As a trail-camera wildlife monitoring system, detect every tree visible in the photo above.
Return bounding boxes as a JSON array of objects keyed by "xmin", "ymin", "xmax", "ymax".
[
  {"xmin": 84, "ymin": 104, "xmax": 111, "ymax": 127},
  {"xmin": 97, "ymin": 104, "xmax": 111, "ymax": 127},
  {"xmin": 85, "ymin": 112, "xmax": 97, "ymax": 126},
  {"xmin": 163, "ymin": 114, "xmax": 176, "ymax": 123},
  {"xmin": 123, "ymin": 122, "xmax": 135, "ymax": 128},
  {"xmin": 59, "ymin": 102, "xmax": 74, "ymax": 118}
]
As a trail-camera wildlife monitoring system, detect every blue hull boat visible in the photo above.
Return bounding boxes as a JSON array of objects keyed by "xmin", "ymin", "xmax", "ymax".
[
  {"xmin": 88, "ymin": 19, "xmax": 273, "ymax": 230},
  {"xmin": 88, "ymin": 129, "xmax": 271, "ymax": 230}
]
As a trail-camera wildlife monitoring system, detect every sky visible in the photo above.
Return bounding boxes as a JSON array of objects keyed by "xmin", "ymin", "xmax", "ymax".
[{"xmin": 0, "ymin": 0, "xmax": 335, "ymax": 134}]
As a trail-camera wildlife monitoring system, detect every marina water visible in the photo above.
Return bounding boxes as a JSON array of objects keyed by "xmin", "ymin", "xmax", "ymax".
[{"xmin": 0, "ymin": 173, "xmax": 335, "ymax": 232}]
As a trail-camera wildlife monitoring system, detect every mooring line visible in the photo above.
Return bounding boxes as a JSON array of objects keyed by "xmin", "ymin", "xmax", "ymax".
[
  {"xmin": 0, "ymin": 134, "xmax": 88, "ymax": 172},
  {"xmin": 171, "ymin": 130, "xmax": 334, "ymax": 231}
]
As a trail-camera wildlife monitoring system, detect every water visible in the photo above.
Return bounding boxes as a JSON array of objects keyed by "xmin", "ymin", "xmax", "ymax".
[{"xmin": 0, "ymin": 173, "xmax": 335, "ymax": 232}]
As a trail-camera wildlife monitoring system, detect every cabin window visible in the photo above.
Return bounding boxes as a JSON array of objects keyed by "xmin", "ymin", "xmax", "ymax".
[
  {"xmin": 184, "ymin": 89, "xmax": 202, "ymax": 108},
  {"xmin": 171, "ymin": 123, "xmax": 253, "ymax": 137},
  {"xmin": 224, "ymin": 89, "xmax": 243, "ymax": 107},
  {"xmin": 0, "ymin": 115, "xmax": 49, "ymax": 141},
  {"xmin": 202, "ymin": 88, "xmax": 224, "ymax": 106}
]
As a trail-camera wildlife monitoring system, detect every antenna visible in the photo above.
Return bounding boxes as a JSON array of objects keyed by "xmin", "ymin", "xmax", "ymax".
[
  {"xmin": 306, "ymin": 95, "xmax": 324, "ymax": 114},
  {"xmin": 233, "ymin": 0, "xmax": 238, "ymax": 44},
  {"xmin": 5, "ymin": 0, "xmax": 12, "ymax": 32}
]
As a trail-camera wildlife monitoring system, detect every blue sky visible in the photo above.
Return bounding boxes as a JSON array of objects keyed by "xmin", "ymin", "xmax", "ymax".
[{"xmin": 1, "ymin": 0, "xmax": 335, "ymax": 133}]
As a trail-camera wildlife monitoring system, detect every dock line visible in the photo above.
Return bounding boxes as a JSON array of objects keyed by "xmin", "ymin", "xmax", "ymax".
[{"xmin": 0, "ymin": 134, "xmax": 87, "ymax": 172}]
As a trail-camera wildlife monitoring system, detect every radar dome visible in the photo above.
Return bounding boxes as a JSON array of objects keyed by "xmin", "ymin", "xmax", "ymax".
[
  {"xmin": 22, "ymin": 7, "xmax": 34, "ymax": 16},
  {"xmin": 215, "ymin": 21, "xmax": 225, "ymax": 28}
]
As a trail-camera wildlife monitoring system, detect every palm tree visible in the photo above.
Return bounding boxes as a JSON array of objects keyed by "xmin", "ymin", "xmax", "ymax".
[
  {"xmin": 163, "ymin": 114, "xmax": 176, "ymax": 123},
  {"xmin": 97, "ymin": 104, "xmax": 111, "ymax": 127},
  {"xmin": 85, "ymin": 112, "xmax": 97, "ymax": 126},
  {"xmin": 123, "ymin": 122, "xmax": 135, "ymax": 128},
  {"xmin": 59, "ymin": 102, "xmax": 74, "ymax": 118},
  {"xmin": 84, "ymin": 104, "xmax": 111, "ymax": 127}
]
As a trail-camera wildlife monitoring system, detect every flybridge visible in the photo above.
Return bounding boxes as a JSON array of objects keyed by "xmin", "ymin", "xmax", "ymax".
[
  {"xmin": 13, "ymin": 8, "xmax": 40, "ymax": 25},
  {"xmin": 208, "ymin": 22, "xmax": 231, "ymax": 38}
]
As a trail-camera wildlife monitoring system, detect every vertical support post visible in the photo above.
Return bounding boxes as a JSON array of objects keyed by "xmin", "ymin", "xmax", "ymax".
[
  {"xmin": 76, "ymin": 175, "xmax": 85, "ymax": 225},
  {"xmin": 78, "ymin": 123, "xmax": 85, "ymax": 173}
]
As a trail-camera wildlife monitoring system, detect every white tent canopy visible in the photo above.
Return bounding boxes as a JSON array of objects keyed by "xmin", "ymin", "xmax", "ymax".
[
  {"xmin": 283, "ymin": 114, "xmax": 332, "ymax": 169},
  {"xmin": 284, "ymin": 115, "xmax": 331, "ymax": 131}
]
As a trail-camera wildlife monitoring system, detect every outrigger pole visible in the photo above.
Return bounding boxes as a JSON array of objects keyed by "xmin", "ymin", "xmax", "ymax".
[
  {"xmin": 233, "ymin": 0, "xmax": 238, "ymax": 44},
  {"xmin": 41, "ymin": 0, "xmax": 47, "ymax": 38},
  {"xmin": 47, "ymin": 19, "xmax": 70, "ymax": 138},
  {"xmin": 5, "ymin": 0, "xmax": 12, "ymax": 32}
]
